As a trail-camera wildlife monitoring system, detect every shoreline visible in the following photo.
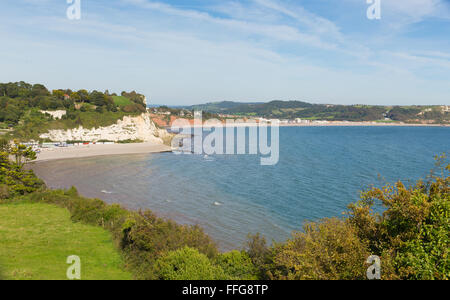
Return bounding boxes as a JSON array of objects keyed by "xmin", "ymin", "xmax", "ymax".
[
  {"xmin": 33, "ymin": 142, "xmax": 173, "ymax": 163},
  {"xmin": 30, "ymin": 123, "xmax": 448, "ymax": 163},
  {"xmin": 278, "ymin": 122, "xmax": 449, "ymax": 127},
  {"xmin": 167, "ymin": 122, "xmax": 449, "ymax": 128}
]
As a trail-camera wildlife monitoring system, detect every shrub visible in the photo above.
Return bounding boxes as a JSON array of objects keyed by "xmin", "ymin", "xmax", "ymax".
[
  {"xmin": 348, "ymin": 157, "xmax": 449, "ymax": 280},
  {"xmin": 245, "ymin": 233, "xmax": 273, "ymax": 279},
  {"xmin": 154, "ymin": 247, "xmax": 225, "ymax": 280},
  {"xmin": 0, "ymin": 149, "xmax": 43, "ymax": 198},
  {"xmin": 215, "ymin": 250, "xmax": 258, "ymax": 280},
  {"xmin": 121, "ymin": 210, "xmax": 218, "ymax": 279},
  {"xmin": 272, "ymin": 218, "xmax": 370, "ymax": 280},
  {"xmin": 3, "ymin": 145, "xmax": 447, "ymax": 280}
]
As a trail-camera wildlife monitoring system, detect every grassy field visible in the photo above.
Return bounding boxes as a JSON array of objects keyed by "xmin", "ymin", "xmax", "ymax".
[
  {"xmin": 0, "ymin": 203, "xmax": 132, "ymax": 280},
  {"xmin": 112, "ymin": 96, "xmax": 133, "ymax": 107}
]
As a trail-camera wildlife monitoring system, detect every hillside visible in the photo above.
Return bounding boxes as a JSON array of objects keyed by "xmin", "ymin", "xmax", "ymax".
[
  {"xmin": 0, "ymin": 82, "xmax": 149, "ymax": 141},
  {"xmin": 184, "ymin": 101, "xmax": 450, "ymax": 124},
  {"xmin": 0, "ymin": 203, "xmax": 132, "ymax": 280},
  {"xmin": 188, "ymin": 101, "xmax": 264, "ymax": 112}
]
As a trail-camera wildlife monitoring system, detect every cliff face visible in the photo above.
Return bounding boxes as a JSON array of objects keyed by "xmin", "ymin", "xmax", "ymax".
[{"xmin": 40, "ymin": 113, "xmax": 171, "ymax": 143}]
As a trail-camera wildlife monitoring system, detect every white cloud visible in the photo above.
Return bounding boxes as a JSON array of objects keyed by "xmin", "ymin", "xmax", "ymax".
[
  {"xmin": 383, "ymin": 0, "xmax": 446, "ymax": 20},
  {"xmin": 252, "ymin": 0, "xmax": 343, "ymax": 38},
  {"xmin": 390, "ymin": 51, "xmax": 450, "ymax": 69},
  {"xmin": 0, "ymin": 0, "xmax": 449, "ymax": 105}
]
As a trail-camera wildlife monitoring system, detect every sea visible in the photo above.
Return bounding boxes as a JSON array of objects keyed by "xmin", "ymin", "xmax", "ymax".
[{"xmin": 31, "ymin": 126, "xmax": 450, "ymax": 250}]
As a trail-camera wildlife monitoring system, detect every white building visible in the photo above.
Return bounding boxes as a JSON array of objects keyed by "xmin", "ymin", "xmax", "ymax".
[{"xmin": 40, "ymin": 110, "xmax": 66, "ymax": 120}]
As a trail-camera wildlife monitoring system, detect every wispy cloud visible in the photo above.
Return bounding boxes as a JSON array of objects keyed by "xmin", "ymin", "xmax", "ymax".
[{"xmin": 0, "ymin": 0, "xmax": 449, "ymax": 105}]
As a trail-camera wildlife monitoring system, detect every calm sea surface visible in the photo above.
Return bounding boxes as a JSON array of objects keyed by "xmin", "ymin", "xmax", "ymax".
[{"xmin": 32, "ymin": 126, "xmax": 450, "ymax": 250}]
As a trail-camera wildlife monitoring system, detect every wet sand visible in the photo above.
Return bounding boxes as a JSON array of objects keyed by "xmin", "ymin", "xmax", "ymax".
[{"xmin": 34, "ymin": 142, "xmax": 172, "ymax": 162}]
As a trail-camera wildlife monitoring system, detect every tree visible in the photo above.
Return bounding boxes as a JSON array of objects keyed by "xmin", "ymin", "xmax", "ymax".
[
  {"xmin": 154, "ymin": 247, "xmax": 226, "ymax": 280},
  {"xmin": 52, "ymin": 90, "xmax": 65, "ymax": 100},
  {"xmin": 10, "ymin": 142, "xmax": 37, "ymax": 167},
  {"xmin": 77, "ymin": 89, "xmax": 89, "ymax": 102},
  {"xmin": 0, "ymin": 142, "xmax": 43, "ymax": 198},
  {"xmin": 215, "ymin": 250, "xmax": 258, "ymax": 280},
  {"xmin": 89, "ymin": 91, "xmax": 112, "ymax": 108},
  {"xmin": 70, "ymin": 92, "xmax": 81, "ymax": 102},
  {"xmin": 31, "ymin": 84, "xmax": 49, "ymax": 97},
  {"xmin": 6, "ymin": 83, "xmax": 19, "ymax": 98},
  {"xmin": 348, "ymin": 155, "xmax": 449, "ymax": 280},
  {"xmin": 272, "ymin": 218, "xmax": 370, "ymax": 280},
  {"xmin": 246, "ymin": 233, "xmax": 272, "ymax": 278}
]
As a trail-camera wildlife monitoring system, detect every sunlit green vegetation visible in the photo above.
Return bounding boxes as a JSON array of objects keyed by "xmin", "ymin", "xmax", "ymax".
[
  {"xmin": 187, "ymin": 101, "xmax": 449, "ymax": 123},
  {"xmin": 113, "ymin": 96, "xmax": 133, "ymax": 107},
  {"xmin": 10, "ymin": 109, "xmax": 138, "ymax": 141},
  {"xmin": 0, "ymin": 203, "xmax": 132, "ymax": 280},
  {"xmin": 1, "ymin": 139, "xmax": 448, "ymax": 280},
  {"xmin": 0, "ymin": 81, "xmax": 148, "ymax": 142}
]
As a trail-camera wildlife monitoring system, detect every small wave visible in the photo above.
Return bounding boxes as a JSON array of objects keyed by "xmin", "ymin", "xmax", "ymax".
[
  {"xmin": 203, "ymin": 155, "xmax": 215, "ymax": 162},
  {"xmin": 101, "ymin": 190, "xmax": 113, "ymax": 194},
  {"xmin": 214, "ymin": 202, "xmax": 223, "ymax": 206}
]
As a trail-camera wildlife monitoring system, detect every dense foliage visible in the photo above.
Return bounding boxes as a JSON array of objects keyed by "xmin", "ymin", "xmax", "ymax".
[
  {"xmin": 0, "ymin": 81, "xmax": 148, "ymax": 141},
  {"xmin": 1, "ymin": 142, "xmax": 448, "ymax": 280},
  {"xmin": 347, "ymin": 155, "xmax": 450, "ymax": 280},
  {"xmin": 271, "ymin": 219, "xmax": 370, "ymax": 280},
  {"xmin": 245, "ymin": 156, "xmax": 449, "ymax": 280},
  {"xmin": 154, "ymin": 247, "xmax": 226, "ymax": 280},
  {"xmin": 0, "ymin": 140, "xmax": 43, "ymax": 198}
]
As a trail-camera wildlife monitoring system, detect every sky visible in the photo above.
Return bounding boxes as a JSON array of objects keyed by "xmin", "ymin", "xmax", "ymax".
[{"xmin": 0, "ymin": 0, "xmax": 449, "ymax": 105}]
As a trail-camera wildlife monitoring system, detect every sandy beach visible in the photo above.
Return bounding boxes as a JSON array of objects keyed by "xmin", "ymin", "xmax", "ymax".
[{"xmin": 34, "ymin": 142, "xmax": 172, "ymax": 162}]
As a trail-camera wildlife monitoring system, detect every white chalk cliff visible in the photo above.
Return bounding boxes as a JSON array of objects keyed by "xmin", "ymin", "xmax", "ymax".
[{"xmin": 40, "ymin": 113, "xmax": 170, "ymax": 143}]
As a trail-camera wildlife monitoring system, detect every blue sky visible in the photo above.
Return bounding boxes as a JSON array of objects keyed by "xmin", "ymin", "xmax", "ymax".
[{"xmin": 1, "ymin": 0, "xmax": 449, "ymax": 105}]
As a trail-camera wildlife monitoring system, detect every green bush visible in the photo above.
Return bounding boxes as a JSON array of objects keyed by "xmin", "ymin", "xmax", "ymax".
[
  {"xmin": 22, "ymin": 187, "xmax": 219, "ymax": 280},
  {"xmin": 271, "ymin": 218, "xmax": 369, "ymax": 280},
  {"xmin": 215, "ymin": 250, "xmax": 258, "ymax": 280},
  {"xmin": 121, "ymin": 210, "xmax": 218, "ymax": 279},
  {"xmin": 154, "ymin": 247, "xmax": 226, "ymax": 280},
  {"xmin": 0, "ymin": 149, "xmax": 43, "ymax": 199},
  {"xmin": 245, "ymin": 233, "xmax": 273, "ymax": 279},
  {"xmin": 117, "ymin": 139, "xmax": 144, "ymax": 144},
  {"xmin": 2, "ymin": 144, "xmax": 448, "ymax": 280},
  {"xmin": 348, "ymin": 156, "xmax": 449, "ymax": 280}
]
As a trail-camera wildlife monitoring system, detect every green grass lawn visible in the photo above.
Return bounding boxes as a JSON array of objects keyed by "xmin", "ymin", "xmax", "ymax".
[
  {"xmin": 112, "ymin": 96, "xmax": 132, "ymax": 107},
  {"xmin": 0, "ymin": 203, "xmax": 132, "ymax": 280}
]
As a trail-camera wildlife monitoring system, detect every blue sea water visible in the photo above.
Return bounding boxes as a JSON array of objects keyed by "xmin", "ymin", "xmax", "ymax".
[{"xmin": 33, "ymin": 126, "xmax": 450, "ymax": 250}]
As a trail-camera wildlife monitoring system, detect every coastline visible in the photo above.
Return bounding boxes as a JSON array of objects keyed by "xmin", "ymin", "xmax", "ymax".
[
  {"xmin": 30, "ymin": 122, "xmax": 448, "ymax": 163},
  {"xmin": 33, "ymin": 142, "xmax": 172, "ymax": 163},
  {"xmin": 27, "ymin": 126, "xmax": 450, "ymax": 252},
  {"xmin": 277, "ymin": 122, "xmax": 449, "ymax": 127},
  {"xmin": 168, "ymin": 121, "xmax": 449, "ymax": 128}
]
